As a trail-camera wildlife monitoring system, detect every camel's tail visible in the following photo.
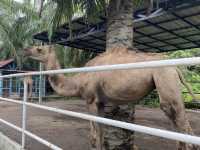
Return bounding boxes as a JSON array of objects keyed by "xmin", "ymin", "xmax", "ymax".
[{"xmin": 177, "ymin": 69, "xmax": 197, "ymax": 101}]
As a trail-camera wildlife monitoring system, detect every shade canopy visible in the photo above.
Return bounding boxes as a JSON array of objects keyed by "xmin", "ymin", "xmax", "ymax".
[{"xmin": 34, "ymin": 0, "xmax": 200, "ymax": 53}]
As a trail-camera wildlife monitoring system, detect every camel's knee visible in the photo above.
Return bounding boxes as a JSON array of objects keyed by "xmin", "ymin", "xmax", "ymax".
[
  {"xmin": 160, "ymin": 102, "xmax": 186, "ymax": 126},
  {"xmin": 160, "ymin": 101, "xmax": 193, "ymax": 135},
  {"xmin": 160, "ymin": 102, "xmax": 177, "ymax": 123}
]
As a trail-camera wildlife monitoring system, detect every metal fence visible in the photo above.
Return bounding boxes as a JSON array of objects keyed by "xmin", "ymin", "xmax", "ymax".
[{"xmin": 0, "ymin": 57, "xmax": 200, "ymax": 150}]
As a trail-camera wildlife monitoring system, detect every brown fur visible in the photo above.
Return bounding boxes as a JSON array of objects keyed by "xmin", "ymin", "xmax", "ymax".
[
  {"xmin": 24, "ymin": 45, "xmax": 199, "ymax": 150},
  {"xmin": 24, "ymin": 76, "xmax": 33, "ymax": 101}
]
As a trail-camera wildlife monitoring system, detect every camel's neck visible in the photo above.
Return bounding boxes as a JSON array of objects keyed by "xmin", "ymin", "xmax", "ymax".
[{"xmin": 44, "ymin": 52, "xmax": 80, "ymax": 97}]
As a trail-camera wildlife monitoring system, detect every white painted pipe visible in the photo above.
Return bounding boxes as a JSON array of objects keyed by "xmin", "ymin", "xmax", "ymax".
[
  {"xmin": 0, "ymin": 97, "xmax": 200, "ymax": 146},
  {"xmin": 21, "ymin": 79, "xmax": 28, "ymax": 149},
  {"xmin": 134, "ymin": 10, "xmax": 164, "ymax": 23},
  {"xmin": 0, "ymin": 57, "xmax": 200, "ymax": 78},
  {"xmin": 39, "ymin": 63, "xmax": 43, "ymax": 104},
  {"xmin": 0, "ymin": 118, "xmax": 62, "ymax": 150}
]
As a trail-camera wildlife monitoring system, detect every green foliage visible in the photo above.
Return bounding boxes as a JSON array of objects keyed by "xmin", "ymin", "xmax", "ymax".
[
  {"xmin": 142, "ymin": 48, "xmax": 200, "ymax": 107},
  {"xmin": 54, "ymin": 45, "xmax": 97, "ymax": 67},
  {"xmin": 0, "ymin": 0, "xmax": 42, "ymax": 68},
  {"xmin": 0, "ymin": 0, "xmax": 99, "ymax": 70},
  {"xmin": 141, "ymin": 91, "xmax": 160, "ymax": 108},
  {"xmin": 49, "ymin": 0, "xmax": 144, "ymax": 36},
  {"xmin": 168, "ymin": 48, "xmax": 200, "ymax": 102}
]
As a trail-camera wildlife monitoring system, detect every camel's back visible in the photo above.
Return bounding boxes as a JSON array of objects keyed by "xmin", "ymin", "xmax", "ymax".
[
  {"xmin": 85, "ymin": 48, "xmax": 165, "ymax": 66},
  {"xmin": 80, "ymin": 48, "xmax": 165, "ymax": 103}
]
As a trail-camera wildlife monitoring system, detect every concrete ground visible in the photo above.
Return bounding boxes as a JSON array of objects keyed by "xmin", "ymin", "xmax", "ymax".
[{"xmin": 0, "ymin": 100, "xmax": 199, "ymax": 150}]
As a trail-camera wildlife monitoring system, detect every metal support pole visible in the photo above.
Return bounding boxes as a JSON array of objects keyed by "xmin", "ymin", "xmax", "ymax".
[
  {"xmin": 0, "ymin": 72, "xmax": 3, "ymax": 97},
  {"xmin": 39, "ymin": 63, "xmax": 43, "ymax": 103},
  {"xmin": 22, "ymin": 77, "xmax": 28, "ymax": 149},
  {"xmin": 43, "ymin": 76, "xmax": 46, "ymax": 97},
  {"xmin": 9, "ymin": 78, "xmax": 12, "ymax": 96},
  {"xmin": 18, "ymin": 80, "xmax": 21, "ymax": 96}
]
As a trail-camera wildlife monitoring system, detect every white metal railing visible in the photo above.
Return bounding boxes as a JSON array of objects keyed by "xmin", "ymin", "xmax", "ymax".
[
  {"xmin": 0, "ymin": 57, "xmax": 200, "ymax": 78},
  {"xmin": 0, "ymin": 57, "xmax": 200, "ymax": 149}
]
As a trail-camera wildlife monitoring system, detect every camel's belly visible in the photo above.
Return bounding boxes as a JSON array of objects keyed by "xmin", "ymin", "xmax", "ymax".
[{"xmin": 100, "ymin": 69, "xmax": 155, "ymax": 103}]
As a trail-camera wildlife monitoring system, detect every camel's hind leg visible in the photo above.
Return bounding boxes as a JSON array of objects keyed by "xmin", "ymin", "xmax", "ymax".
[
  {"xmin": 153, "ymin": 68, "xmax": 199, "ymax": 150},
  {"xmin": 88, "ymin": 98, "xmax": 105, "ymax": 150}
]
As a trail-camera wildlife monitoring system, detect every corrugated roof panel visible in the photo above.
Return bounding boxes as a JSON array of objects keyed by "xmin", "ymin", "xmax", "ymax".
[
  {"xmin": 152, "ymin": 32, "xmax": 176, "ymax": 39},
  {"xmin": 188, "ymin": 35, "xmax": 200, "ymax": 41},
  {"xmin": 168, "ymin": 38, "xmax": 188, "ymax": 44},
  {"xmin": 134, "ymin": 21, "xmax": 146, "ymax": 28},
  {"xmin": 159, "ymin": 20, "xmax": 189, "ymax": 30},
  {"xmin": 135, "ymin": 45, "xmax": 149, "ymax": 49},
  {"xmin": 179, "ymin": 43, "xmax": 197, "ymax": 48},
  {"xmin": 148, "ymin": 41, "xmax": 166, "ymax": 47},
  {"xmin": 186, "ymin": 15, "xmax": 200, "ymax": 25},
  {"xmin": 137, "ymin": 26, "xmax": 162, "ymax": 34},
  {"xmin": 177, "ymin": 5, "xmax": 200, "ymax": 16},
  {"xmin": 158, "ymin": 45, "xmax": 176, "ymax": 51},
  {"xmin": 136, "ymin": 36, "xmax": 156, "ymax": 43},
  {"xmin": 174, "ymin": 27, "xmax": 199, "ymax": 34}
]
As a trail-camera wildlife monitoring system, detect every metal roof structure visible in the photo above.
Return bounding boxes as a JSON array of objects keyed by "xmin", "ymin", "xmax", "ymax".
[{"xmin": 34, "ymin": 0, "xmax": 200, "ymax": 53}]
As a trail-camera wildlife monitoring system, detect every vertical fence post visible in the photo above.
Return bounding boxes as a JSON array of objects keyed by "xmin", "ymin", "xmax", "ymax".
[
  {"xmin": 22, "ymin": 77, "xmax": 28, "ymax": 149},
  {"xmin": 9, "ymin": 78, "xmax": 12, "ymax": 96},
  {"xmin": 0, "ymin": 71, "xmax": 3, "ymax": 97},
  {"xmin": 39, "ymin": 62, "xmax": 43, "ymax": 104}
]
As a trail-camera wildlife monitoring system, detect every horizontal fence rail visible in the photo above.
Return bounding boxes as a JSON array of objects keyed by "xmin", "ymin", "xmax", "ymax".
[
  {"xmin": 0, "ymin": 57, "xmax": 200, "ymax": 78},
  {"xmin": 0, "ymin": 118, "xmax": 62, "ymax": 150},
  {"xmin": 0, "ymin": 97, "xmax": 200, "ymax": 146},
  {"xmin": 0, "ymin": 57, "xmax": 200, "ymax": 149}
]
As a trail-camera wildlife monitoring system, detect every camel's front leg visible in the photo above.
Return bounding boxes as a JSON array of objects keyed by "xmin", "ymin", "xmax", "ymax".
[
  {"xmin": 88, "ymin": 99, "xmax": 105, "ymax": 150},
  {"xmin": 159, "ymin": 99, "xmax": 198, "ymax": 150},
  {"xmin": 28, "ymin": 82, "xmax": 33, "ymax": 102},
  {"xmin": 153, "ymin": 69, "xmax": 199, "ymax": 150}
]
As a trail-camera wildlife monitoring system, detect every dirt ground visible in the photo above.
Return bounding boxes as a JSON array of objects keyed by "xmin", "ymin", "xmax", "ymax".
[{"xmin": 0, "ymin": 100, "xmax": 199, "ymax": 150}]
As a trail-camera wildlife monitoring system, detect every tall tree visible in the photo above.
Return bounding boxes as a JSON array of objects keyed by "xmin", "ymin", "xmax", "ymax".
[{"xmin": 50, "ymin": 1, "xmax": 143, "ymax": 150}]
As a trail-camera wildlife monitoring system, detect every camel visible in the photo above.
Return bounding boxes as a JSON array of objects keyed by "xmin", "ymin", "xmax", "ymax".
[
  {"xmin": 23, "ymin": 76, "xmax": 33, "ymax": 101},
  {"xmin": 27, "ymin": 76, "xmax": 33, "ymax": 101},
  {"xmin": 24, "ymin": 45, "xmax": 199, "ymax": 150}
]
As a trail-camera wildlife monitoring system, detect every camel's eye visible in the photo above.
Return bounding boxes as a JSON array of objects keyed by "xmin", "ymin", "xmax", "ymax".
[{"xmin": 37, "ymin": 48, "xmax": 42, "ymax": 53}]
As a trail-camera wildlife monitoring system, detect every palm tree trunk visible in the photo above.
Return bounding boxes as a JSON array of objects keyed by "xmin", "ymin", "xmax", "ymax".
[
  {"xmin": 91, "ymin": 1, "xmax": 136, "ymax": 150},
  {"xmin": 103, "ymin": 104, "xmax": 136, "ymax": 150},
  {"xmin": 106, "ymin": 0, "xmax": 134, "ymax": 50}
]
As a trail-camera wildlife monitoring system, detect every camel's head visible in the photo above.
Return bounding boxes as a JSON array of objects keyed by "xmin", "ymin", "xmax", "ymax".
[{"xmin": 24, "ymin": 45, "xmax": 53, "ymax": 62}]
